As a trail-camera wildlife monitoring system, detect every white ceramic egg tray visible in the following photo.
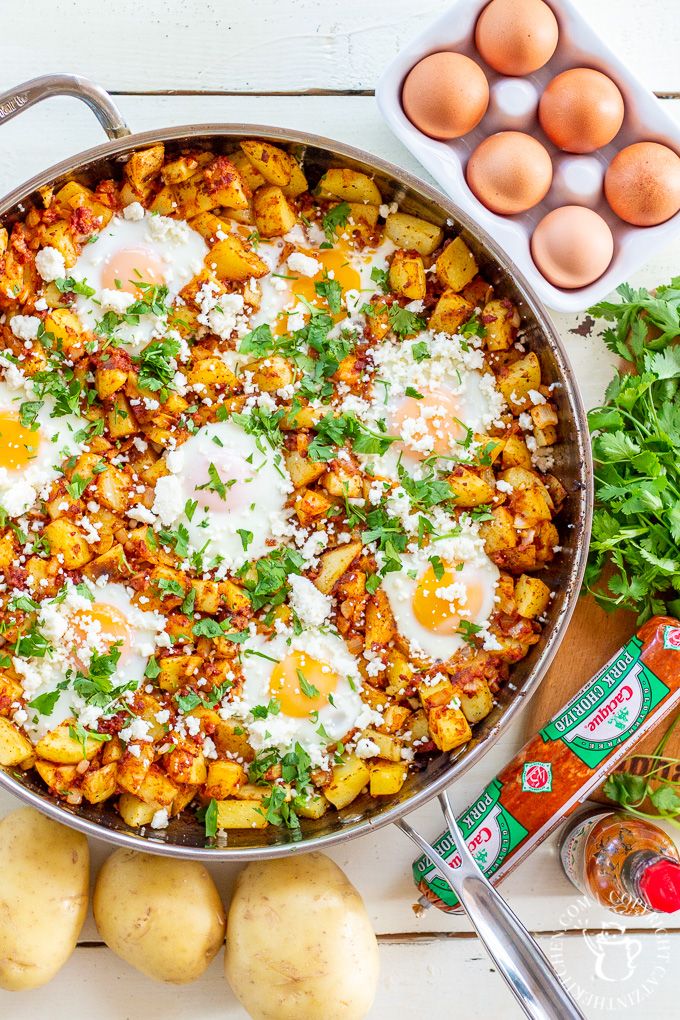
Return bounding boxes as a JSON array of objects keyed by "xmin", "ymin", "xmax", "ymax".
[{"xmin": 376, "ymin": 0, "xmax": 680, "ymax": 312}]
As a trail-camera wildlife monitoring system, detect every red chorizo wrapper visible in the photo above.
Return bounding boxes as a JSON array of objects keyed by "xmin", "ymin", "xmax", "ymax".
[{"xmin": 413, "ymin": 617, "xmax": 680, "ymax": 912}]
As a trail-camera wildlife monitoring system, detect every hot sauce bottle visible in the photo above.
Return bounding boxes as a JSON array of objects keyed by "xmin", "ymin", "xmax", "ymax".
[{"xmin": 559, "ymin": 807, "xmax": 680, "ymax": 916}]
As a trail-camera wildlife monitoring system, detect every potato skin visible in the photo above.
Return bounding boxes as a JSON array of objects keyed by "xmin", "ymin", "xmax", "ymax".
[
  {"xmin": 225, "ymin": 852, "xmax": 379, "ymax": 1020},
  {"xmin": 93, "ymin": 849, "xmax": 226, "ymax": 984},
  {"xmin": 0, "ymin": 807, "xmax": 89, "ymax": 991}
]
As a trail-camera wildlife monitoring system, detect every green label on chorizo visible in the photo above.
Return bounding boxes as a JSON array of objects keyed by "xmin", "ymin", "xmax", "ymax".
[
  {"xmin": 412, "ymin": 778, "xmax": 528, "ymax": 909},
  {"xmin": 539, "ymin": 636, "xmax": 670, "ymax": 768}
]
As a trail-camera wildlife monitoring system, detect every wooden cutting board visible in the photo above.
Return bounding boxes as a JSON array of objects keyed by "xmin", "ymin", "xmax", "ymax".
[{"xmin": 522, "ymin": 596, "xmax": 680, "ymax": 802}]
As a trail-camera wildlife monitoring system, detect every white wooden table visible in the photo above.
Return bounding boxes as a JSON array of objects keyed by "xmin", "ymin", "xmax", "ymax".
[{"xmin": 1, "ymin": 2, "xmax": 680, "ymax": 1016}]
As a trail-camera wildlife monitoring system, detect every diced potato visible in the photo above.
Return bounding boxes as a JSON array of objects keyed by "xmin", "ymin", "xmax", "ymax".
[
  {"xmin": 81, "ymin": 762, "xmax": 118, "ymax": 804},
  {"xmin": 324, "ymin": 757, "xmax": 370, "ymax": 810},
  {"xmin": 497, "ymin": 352, "xmax": 541, "ymax": 412},
  {"xmin": 55, "ymin": 181, "xmax": 113, "ymax": 228},
  {"xmin": 42, "ymin": 519, "xmax": 93, "ymax": 569},
  {"xmin": 252, "ymin": 185, "xmax": 297, "ymax": 237},
  {"xmin": 233, "ymin": 783, "xmax": 268, "ymax": 802},
  {"xmin": 436, "ymin": 237, "xmax": 478, "ymax": 292},
  {"xmin": 82, "ymin": 544, "xmax": 132, "ymax": 583},
  {"xmin": 116, "ymin": 746, "xmax": 154, "ymax": 795},
  {"xmin": 428, "ymin": 706, "xmax": 472, "ymax": 752},
  {"xmin": 295, "ymin": 487, "xmax": 335, "ymax": 525},
  {"xmin": 514, "ymin": 574, "xmax": 551, "ymax": 619},
  {"xmin": 219, "ymin": 579, "xmax": 250, "ymax": 614},
  {"xmin": 215, "ymin": 799, "xmax": 268, "ymax": 829},
  {"xmin": 361, "ymin": 729, "xmax": 402, "ymax": 763},
  {"xmin": 44, "ymin": 308, "xmax": 84, "ymax": 357},
  {"xmin": 0, "ymin": 717, "xmax": 33, "ymax": 766},
  {"xmin": 384, "ymin": 212, "xmax": 443, "ymax": 256},
  {"xmin": 34, "ymin": 760, "xmax": 79, "ymax": 793},
  {"xmin": 190, "ymin": 579, "xmax": 221, "ymax": 614},
  {"xmin": 284, "ymin": 449, "xmax": 326, "ymax": 489},
  {"xmin": 294, "ymin": 793, "xmax": 328, "ymax": 819},
  {"xmin": 240, "ymin": 140, "xmax": 294, "ymax": 186},
  {"xmin": 385, "ymin": 648, "xmax": 413, "ymax": 695},
  {"xmin": 482, "ymin": 299, "xmax": 520, "ymax": 352},
  {"xmin": 389, "ymin": 251, "xmax": 426, "ymax": 299},
  {"xmin": 164, "ymin": 747, "xmax": 207, "ymax": 786},
  {"xmin": 137, "ymin": 765, "xmax": 178, "ymax": 807},
  {"xmin": 0, "ymin": 672, "xmax": 22, "ymax": 714},
  {"xmin": 281, "ymin": 160, "xmax": 309, "ymax": 199},
  {"xmin": 502, "ymin": 435, "xmax": 532, "ymax": 469},
  {"xmin": 429, "ymin": 290, "xmax": 473, "ymax": 333},
  {"xmin": 512, "ymin": 486, "xmax": 553, "ymax": 527},
  {"xmin": 364, "ymin": 590, "xmax": 395, "ymax": 648},
  {"xmin": 172, "ymin": 783, "xmax": 199, "ymax": 816},
  {"xmin": 448, "ymin": 467, "xmax": 495, "ymax": 507},
  {"xmin": 369, "ymin": 762, "xmax": 408, "ymax": 796},
  {"xmin": 0, "ymin": 532, "xmax": 18, "ymax": 573},
  {"xmin": 207, "ymin": 233, "xmax": 268, "ymax": 281},
  {"xmin": 186, "ymin": 357, "xmax": 239, "ymax": 396},
  {"xmin": 161, "ymin": 155, "xmax": 201, "ymax": 185},
  {"xmin": 213, "ymin": 722, "xmax": 254, "ymax": 762},
  {"xmin": 106, "ymin": 393, "xmax": 138, "ymax": 439},
  {"xmin": 157, "ymin": 654, "xmax": 203, "ymax": 692},
  {"xmin": 95, "ymin": 365, "xmax": 128, "ymax": 400},
  {"xmin": 118, "ymin": 793, "xmax": 160, "ymax": 828},
  {"xmin": 230, "ymin": 150, "xmax": 267, "ymax": 191},
  {"xmin": 40, "ymin": 220, "xmax": 78, "ymax": 267},
  {"xmin": 314, "ymin": 541, "xmax": 362, "ymax": 595},
  {"xmin": 243, "ymin": 355, "xmax": 293, "ymax": 392},
  {"xmin": 124, "ymin": 144, "xmax": 165, "ymax": 192},
  {"xmin": 279, "ymin": 404, "xmax": 324, "ymax": 430},
  {"xmin": 189, "ymin": 211, "xmax": 232, "ymax": 242},
  {"xmin": 36, "ymin": 721, "xmax": 101, "ymax": 763},
  {"xmin": 458, "ymin": 681, "xmax": 494, "ymax": 724},
  {"xmin": 419, "ymin": 679, "xmax": 455, "ymax": 710},
  {"xmin": 95, "ymin": 464, "xmax": 130, "ymax": 512},
  {"xmin": 480, "ymin": 506, "xmax": 517, "ymax": 555},
  {"xmin": 205, "ymin": 760, "xmax": 246, "ymax": 800},
  {"xmin": 317, "ymin": 168, "xmax": 382, "ymax": 206},
  {"xmin": 379, "ymin": 704, "xmax": 412, "ymax": 735},
  {"xmin": 321, "ymin": 463, "xmax": 362, "ymax": 498}
]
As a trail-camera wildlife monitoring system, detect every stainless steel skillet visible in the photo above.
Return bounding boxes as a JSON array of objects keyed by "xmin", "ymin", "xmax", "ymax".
[{"xmin": 0, "ymin": 74, "xmax": 591, "ymax": 1019}]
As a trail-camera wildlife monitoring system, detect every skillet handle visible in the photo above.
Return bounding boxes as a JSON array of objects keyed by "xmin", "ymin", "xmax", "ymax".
[
  {"xmin": 397, "ymin": 791, "xmax": 586, "ymax": 1020},
  {"xmin": 0, "ymin": 74, "xmax": 130, "ymax": 140}
]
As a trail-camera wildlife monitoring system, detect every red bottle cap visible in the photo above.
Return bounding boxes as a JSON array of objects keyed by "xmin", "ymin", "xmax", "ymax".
[{"xmin": 639, "ymin": 858, "xmax": 680, "ymax": 913}]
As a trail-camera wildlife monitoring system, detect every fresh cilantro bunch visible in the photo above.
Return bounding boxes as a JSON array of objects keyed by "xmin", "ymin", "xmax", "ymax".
[{"xmin": 586, "ymin": 279, "xmax": 680, "ymax": 622}]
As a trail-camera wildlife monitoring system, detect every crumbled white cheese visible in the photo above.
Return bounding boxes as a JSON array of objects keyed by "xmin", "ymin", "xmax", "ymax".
[
  {"xmin": 287, "ymin": 251, "xmax": 321, "ymax": 277},
  {"xmin": 287, "ymin": 574, "xmax": 332, "ymax": 627},
  {"xmin": 150, "ymin": 808, "xmax": 169, "ymax": 829},
  {"xmin": 123, "ymin": 201, "xmax": 145, "ymax": 222},
  {"xmin": 35, "ymin": 246, "xmax": 66, "ymax": 282},
  {"xmin": 10, "ymin": 315, "xmax": 41, "ymax": 341},
  {"xmin": 99, "ymin": 288, "xmax": 135, "ymax": 315}
]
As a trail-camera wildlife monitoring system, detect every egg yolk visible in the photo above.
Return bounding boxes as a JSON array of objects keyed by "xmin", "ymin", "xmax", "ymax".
[
  {"xmin": 269, "ymin": 650, "xmax": 339, "ymax": 718},
  {"xmin": 274, "ymin": 245, "xmax": 361, "ymax": 336},
  {"xmin": 101, "ymin": 246, "xmax": 166, "ymax": 295},
  {"xmin": 412, "ymin": 563, "xmax": 486, "ymax": 635},
  {"xmin": 391, "ymin": 389, "xmax": 468, "ymax": 458},
  {"xmin": 0, "ymin": 412, "xmax": 41, "ymax": 471},
  {"xmin": 71, "ymin": 603, "xmax": 130, "ymax": 663}
]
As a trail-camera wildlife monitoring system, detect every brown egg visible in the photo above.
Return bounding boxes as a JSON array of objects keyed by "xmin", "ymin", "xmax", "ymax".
[
  {"xmin": 531, "ymin": 206, "xmax": 614, "ymax": 288},
  {"xmin": 475, "ymin": 0, "xmax": 559, "ymax": 76},
  {"xmin": 605, "ymin": 142, "xmax": 680, "ymax": 226},
  {"xmin": 539, "ymin": 68, "xmax": 624, "ymax": 153},
  {"xmin": 401, "ymin": 52, "xmax": 489, "ymax": 140},
  {"xmin": 466, "ymin": 132, "xmax": 553, "ymax": 215}
]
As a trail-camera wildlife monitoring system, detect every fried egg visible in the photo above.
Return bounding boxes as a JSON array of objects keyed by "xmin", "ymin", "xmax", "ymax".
[
  {"xmin": 14, "ymin": 581, "xmax": 168, "ymax": 739},
  {"xmin": 70, "ymin": 211, "xmax": 207, "ymax": 351},
  {"xmin": 366, "ymin": 332, "xmax": 506, "ymax": 479},
  {"xmin": 0, "ymin": 380, "xmax": 90, "ymax": 517},
  {"xmin": 251, "ymin": 236, "xmax": 394, "ymax": 335},
  {"xmin": 151, "ymin": 419, "xmax": 293, "ymax": 573},
  {"xmin": 381, "ymin": 532, "xmax": 499, "ymax": 662},
  {"xmin": 232, "ymin": 629, "xmax": 371, "ymax": 765}
]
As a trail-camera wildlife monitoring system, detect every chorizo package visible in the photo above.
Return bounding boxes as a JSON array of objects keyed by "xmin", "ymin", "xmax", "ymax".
[{"xmin": 413, "ymin": 616, "xmax": 680, "ymax": 912}]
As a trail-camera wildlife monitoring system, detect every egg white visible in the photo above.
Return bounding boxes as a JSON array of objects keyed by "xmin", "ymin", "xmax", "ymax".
[
  {"xmin": 151, "ymin": 419, "xmax": 293, "ymax": 574},
  {"xmin": 0, "ymin": 380, "xmax": 90, "ymax": 518},
  {"xmin": 381, "ymin": 530, "xmax": 499, "ymax": 662},
  {"xmin": 13, "ymin": 580, "xmax": 168, "ymax": 739},
  {"xmin": 229, "ymin": 628, "xmax": 373, "ymax": 766},
  {"xmin": 70, "ymin": 212, "xmax": 207, "ymax": 352}
]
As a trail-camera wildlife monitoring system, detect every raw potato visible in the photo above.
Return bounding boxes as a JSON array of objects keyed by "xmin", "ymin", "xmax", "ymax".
[
  {"xmin": 93, "ymin": 849, "xmax": 226, "ymax": 983},
  {"xmin": 0, "ymin": 807, "xmax": 89, "ymax": 990},
  {"xmin": 225, "ymin": 853, "xmax": 379, "ymax": 1020}
]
